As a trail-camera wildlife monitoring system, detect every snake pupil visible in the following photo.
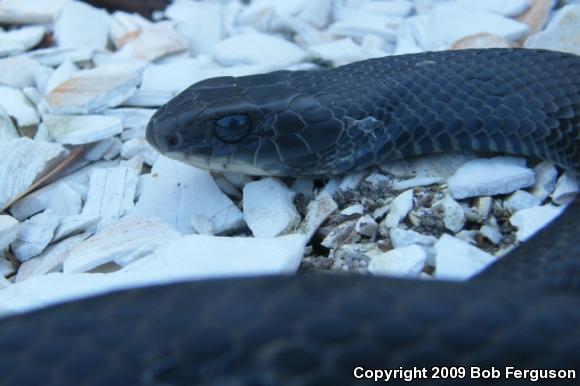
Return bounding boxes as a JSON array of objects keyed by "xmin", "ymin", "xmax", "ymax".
[
  {"xmin": 167, "ymin": 134, "xmax": 179, "ymax": 147},
  {"xmin": 215, "ymin": 114, "xmax": 250, "ymax": 143}
]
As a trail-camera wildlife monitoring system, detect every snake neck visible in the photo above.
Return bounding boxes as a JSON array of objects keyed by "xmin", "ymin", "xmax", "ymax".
[{"xmin": 308, "ymin": 49, "xmax": 580, "ymax": 175}]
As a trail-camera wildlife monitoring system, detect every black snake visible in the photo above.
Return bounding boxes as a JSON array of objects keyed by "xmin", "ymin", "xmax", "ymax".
[{"xmin": 1, "ymin": 49, "xmax": 579, "ymax": 385}]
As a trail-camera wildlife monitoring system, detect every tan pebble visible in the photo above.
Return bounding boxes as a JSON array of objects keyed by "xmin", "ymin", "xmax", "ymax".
[
  {"xmin": 517, "ymin": 0, "xmax": 555, "ymax": 36},
  {"xmin": 451, "ymin": 33, "xmax": 517, "ymax": 50}
]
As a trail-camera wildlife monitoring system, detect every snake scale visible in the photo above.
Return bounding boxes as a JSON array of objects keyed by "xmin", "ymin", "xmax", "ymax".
[{"xmin": 0, "ymin": 49, "xmax": 579, "ymax": 385}]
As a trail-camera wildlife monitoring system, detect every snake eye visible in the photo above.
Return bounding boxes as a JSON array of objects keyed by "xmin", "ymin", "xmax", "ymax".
[{"xmin": 215, "ymin": 114, "xmax": 251, "ymax": 143}]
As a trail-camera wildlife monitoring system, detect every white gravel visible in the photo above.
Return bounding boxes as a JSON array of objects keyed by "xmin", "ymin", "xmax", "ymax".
[{"xmin": 0, "ymin": 0, "xmax": 577, "ymax": 314}]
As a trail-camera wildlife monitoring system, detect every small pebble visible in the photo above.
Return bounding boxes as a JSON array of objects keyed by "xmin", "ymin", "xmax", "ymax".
[
  {"xmin": 382, "ymin": 189, "xmax": 413, "ymax": 228},
  {"xmin": 243, "ymin": 177, "xmax": 301, "ymax": 238},
  {"xmin": 434, "ymin": 234, "xmax": 496, "ymax": 280},
  {"xmin": 354, "ymin": 215, "xmax": 378, "ymax": 237},
  {"xmin": 368, "ymin": 244, "xmax": 428, "ymax": 278}
]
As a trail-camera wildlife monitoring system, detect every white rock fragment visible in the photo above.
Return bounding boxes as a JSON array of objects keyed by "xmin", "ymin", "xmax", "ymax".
[
  {"xmin": 44, "ymin": 65, "xmax": 142, "ymax": 114},
  {"xmin": 132, "ymin": 156, "xmax": 244, "ymax": 235},
  {"xmin": 299, "ymin": 192, "xmax": 338, "ymax": 241},
  {"xmin": 109, "ymin": 11, "xmax": 152, "ymax": 49},
  {"xmin": 120, "ymin": 138, "xmax": 158, "ymax": 166},
  {"xmin": 328, "ymin": 12, "xmax": 399, "ymax": 42},
  {"xmin": 441, "ymin": 195, "xmax": 465, "ymax": 233},
  {"xmin": 103, "ymin": 139, "xmax": 123, "ymax": 161},
  {"xmin": 121, "ymin": 89, "xmax": 172, "ymax": 108},
  {"xmin": 551, "ymin": 173, "xmax": 579, "ymax": 205},
  {"xmin": 0, "ymin": 256, "xmax": 13, "ymax": 277},
  {"xmin": 383, "ymin": 189, "xmax": 414, "ymax": 228},
  {"xmin": 45, "ymin": 183, "xmax": 82, "ymax": 217},
  {"xmin": 361, "ymin": 1, "xmax": 414, "ymax": 17},
  {"xmin": 435, "ymin": 234, "xmax": 496, "ymax": 280},
  {"xmin": 85, "ymin": 138, "xmax": 119, "ymax": 161},
  {"xmin": 123, "ymin": 233, "xmax": 307, "ymax": 279},
  {"xmin": 53, "ymin": 214, "xmax": 99, "ymax": 242},
  {"xmin": 525, "ymin": 5, "xmax": 580, "ymax": 55},
  {"xmin": 28, "ymin": 47, "xmax": 95, "ymax": 67},
  {"xmin": 54, "ymin": 1, "xmax": 110, "ymax": 50},
  {"xmin": 309, "ymin": 38, "xmax": 385, "ymax": 66},
  {"xmin": 339, "ymin": 171, "xmax": 368, "ymax": 192},
  {"xmin": 16, "ymin": 234, "xmax": 87, "ymax": 282},
  {"xmin": 11, "ymin": 210, "xmax": 59, "ymax": 262},
  {"xmin": 429, "ymin": 2, "xmax": 529, "ymax": 46},
  {"xmin": 212, "ymin": 32, "xmax": 308, "ymax": 67},
  {"xmin": 394, "ymin": 14, "xmax": 436, "ymax": 54},
  {"xmin": 0, "ymin": 215, "xmax": 19, "ymax": 251},
  {"xmin": 480, "ymin": 224, "xmax": 503, "ymax": 245},
  {"xmin": 390, "ymin": 228, "xmax": 437, "ymax": 248},
  {"xmin": 365, "ymin": 172, "xmax": 390, "ymax": 186},
  {"xmin": 393, "ymin": 176, "xmax": 443, "ymax": 190},
  {"xmin": 43, "ymin": 114, "xmax": 123, "ymax": 145},
  {"xmin": 243, "ymin": 178, "xmax": 300, "ymax": 238},
  {"xmin": 23, "ymin": 86, "xmax": 43, "ymax": 108},
  {"xmin": 0, "ymin": 138, "xmax": 66, "ymax": 209},
  {"xmin": 475, "ymin": 196, "xmax": 493, "ymax": 220},
  {"xmin": 455, "ymin": 229, "xmax": 478, "ymax": 245},
  {"xmin": 341, "ymin": 204, "xmax": 364, "ymax": 216},
  {"xmin": 0, "ymin": 275, "xmax": 10, "ymax": 288},
  {"xmin": 167, "ymin": 1, "xmax": 224, "ymax": 55},
  {"xmin": 459, "ymin": 0, "xmax": 530, "ymax": 17},
  {"xmin": 531, "ymin": 161, "xmax": 558, "ymax": 201},
  {"xmin": 0, "ymin": 272, "xmax": 168, "ymax": 315},
  {"xmin": 321, "ymin": 177, "xmax": 341, "ymax": 196},
  {"xmin": 368, "ymin": 245, "xmax": 428, "ymax": 278},
  {"xmin": 63, "ymin": 216, "xmax": 181, "ymax": 273},
  {"xmin": 240, "ymin": 0, "xmax": 308, "ymax": 20},
  {"xmin": 109, "ymin": 22, "xmax": 188, "ymax": 63},
  {"xmin": 510, "ymin": 205, "xmax": 566, "ymax": 241},
  {"xmin": 81, "ymin": 166, "xmax": 139, "ymax": 231},
  {"xmin": 355, "ymin": 215, "xmax": 378, "ymax": 237},
  {"xmin": 448, "ymin": 157, "xmax": 535, "ymax": 199},
  {"xmin": 297, "ymin": 0, "xmax": 334, "ymax": 29},
  {"xmin": 44, "ymin": 59, "xmax": 78, "ymax": 95},
  {"xmin": 0, "ymin": 56, "xmax": 42, "ymax": 88},
  {"xmin": 381, "ymin": 152, "xmax": 472, "ymax": 180},
  {"xmin": 505, "ymin": 190, "xmax": 541, "ymax": 213},
  {"xmin": 0, "ymin": 26, "xmax": 45, "ymax": 56},
  {"xmin": 139, "ymin": 58, "xmax": 201, "ymax": 96},
  {"xmin": 9, "ymin": 160, "xmax": 112, "ymax": 220},
  {"xmin": 236, "ymin": 0, "xmax": 307, "ymax": 32},
  {"xmin": 106, "ymin": 108, "xmax": 155, "ymax": 133},
  {"xmin": 0, "ymin": 38, "xmax": 27, "ymax": 58},
  {"xmin": 0, "ymin": 106, "xmax": 18, "ymax": 142},
  {"xmin": 0, "ymin": 86, "xmax": 39, "ymax": 127},
  {"xmin": 0, "ymin": 0, "xmax": 69, "ymax": 24}
]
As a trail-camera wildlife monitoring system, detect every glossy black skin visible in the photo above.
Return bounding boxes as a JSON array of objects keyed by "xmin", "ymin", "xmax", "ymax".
[{"xmin": 147, "ymin": 49, "xmax": 580, "ymax": 177}]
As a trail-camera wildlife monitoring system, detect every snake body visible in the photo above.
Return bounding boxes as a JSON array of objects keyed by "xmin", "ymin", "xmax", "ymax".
[{"xmin": 1, "ymin": 49, "xmax": 579, "ymax": 385}]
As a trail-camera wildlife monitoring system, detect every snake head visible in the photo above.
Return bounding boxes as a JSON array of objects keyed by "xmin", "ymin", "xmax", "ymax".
[
  {"xmin": 146, "ymin": 70, "xmax": 381, "ymax": 176},
  {"xmin": 147, "ymin": 72, "xmax": 301, "ymax": 175}
]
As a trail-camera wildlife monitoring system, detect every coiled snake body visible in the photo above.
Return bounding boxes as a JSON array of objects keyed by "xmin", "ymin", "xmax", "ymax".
[{"xmin": 1, "ymin": 49, "xmax": 579, "ymax": 385}]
